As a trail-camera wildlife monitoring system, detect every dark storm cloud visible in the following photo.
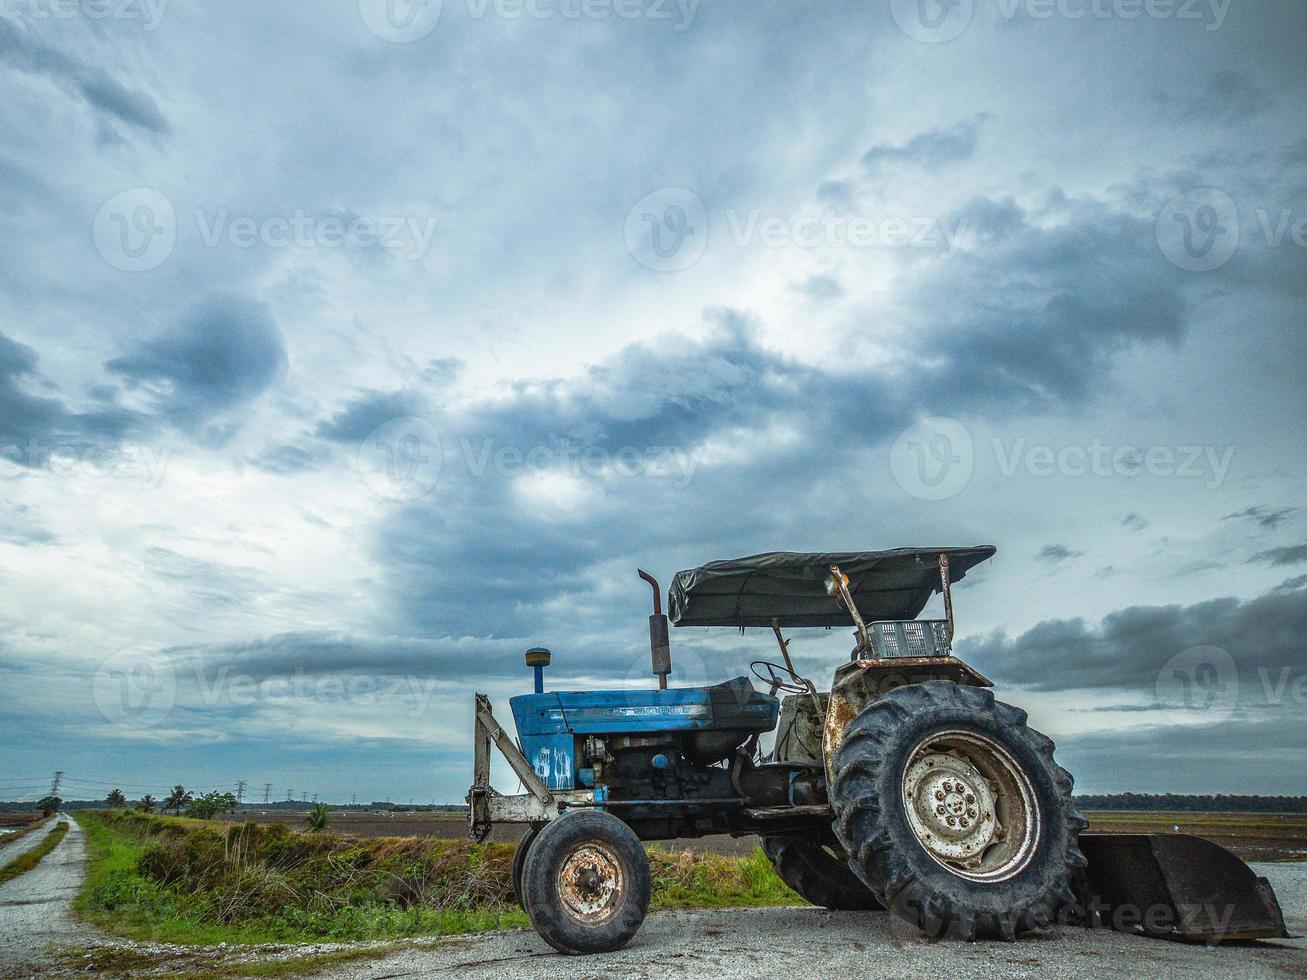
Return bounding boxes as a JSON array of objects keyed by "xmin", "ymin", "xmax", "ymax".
[
  {"xmin": 1036, "ymin": 544, "xmax": 1082, "ymax": 564},
  {"xmin": 1249, "ymin": 543, "xmax": 1307, "ymax": 567},
  {"xmin": 882, "ymin": 194, "xmax": 1186, "ymax": 414},
  {"xmin": 959, "ymin": 579, "xmax": 1307, "ymax": 692},
  {"xmin": 861, "ymin": 114, "xmax": 989, "ymax": 173},
  {"xmin": 248, "ymin": 442, "xmax": 331, "ymax": 475},
  {"xmin": 314, "ymin": 389, "xmax": 428, "ymax": 443},
  {"xmin": 1224, "ymin": 506, "xmax": 1297, "ymax": 529},
  {"xmin": 0, "ymin": 19, "xmax": 169, "ymax": 135},
  {"xmin": 1056, "ymin": 715, "xmax": 1307, "ymax": 794},
  {"xmin": 143, "ymin": 547, "xmax": 264, "ymax": 610},
  {"xmin": 106, "ymin": 295, "xmax": 287, "ymax": 429},
  {"xmin": 792, "ymin": 274, "xmax": 845, "ymax": 302},
  {"xmin": 360, "ymin": 188, "xmax": 1204, "ymax": 638},
  {"xmin": 1155, "ymin": 70, "xmax": 1274, "ymax": 123},
  {"xmin": 0, "ymin": 503, "xmax": 57, "ymax": 546},
  {"xmin": 0, "ymin": 329, "xmax": 141, "ymax": 466}
]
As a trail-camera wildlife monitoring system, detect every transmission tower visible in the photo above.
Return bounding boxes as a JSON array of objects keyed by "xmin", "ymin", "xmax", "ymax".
[
  {"xmin": 236, "ymin": 780, "xmax": 246, "ymax": 803},
  {"xmin": 263, "ymin": 784, "xmax": 272, "ymax": 804},
  {"xmin": 50, "ymin": 771, "xmax": 63, "ymax": 795}
]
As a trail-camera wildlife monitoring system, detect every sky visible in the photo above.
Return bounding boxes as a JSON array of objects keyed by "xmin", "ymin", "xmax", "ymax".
[{"xmin": 1, "ymin": 0, "xmax": 1305, "ymax": 806}]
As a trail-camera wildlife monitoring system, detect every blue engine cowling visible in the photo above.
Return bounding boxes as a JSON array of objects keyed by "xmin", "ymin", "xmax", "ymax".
[{"xmin": 510, "ymin": 677, "xmax": 779, "ymax": 791}]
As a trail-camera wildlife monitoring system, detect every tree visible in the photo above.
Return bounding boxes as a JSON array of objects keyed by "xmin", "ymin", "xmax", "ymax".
[
  {"xmin": 36, "ymin": 796, "xmax": 61, "ymax": 817},
  {"xmin": 305, "ymin": 803, "xmax": 330, "ymax": 832},
  {"xmin": 136, "ymin": 794, "xmax": 157, "ymax": 813},
  {"xmin": 184, "ymin": 791, "xmax": 238, "ymax": 820},
  {"xmin": 164, "ymin": 785, "xmax": 192, "ymax": 814},
  {"xmin": 106, "ymin": 788, "xmax": 127, "ymax": 808}
]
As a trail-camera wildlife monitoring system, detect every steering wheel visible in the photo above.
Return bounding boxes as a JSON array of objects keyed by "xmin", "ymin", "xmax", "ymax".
[{"xmin": 750, "ymin": 660, "xmax": 809, "ymax": 696}]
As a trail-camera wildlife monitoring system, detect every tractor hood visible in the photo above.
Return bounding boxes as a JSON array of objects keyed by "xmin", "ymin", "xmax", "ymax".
[{"xmin": 668, "ymin": 547, "xmax": 997, "ymax": 628}]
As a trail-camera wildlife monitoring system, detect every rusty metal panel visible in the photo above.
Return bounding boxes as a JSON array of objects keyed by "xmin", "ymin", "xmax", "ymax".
[{"xmin": 1072, "ymin": 833, "xmax": 1288, "ymax": 942}]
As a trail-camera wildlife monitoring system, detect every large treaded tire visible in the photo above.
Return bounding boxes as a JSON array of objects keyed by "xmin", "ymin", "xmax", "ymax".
[
  {"xmin": 761, "ymin": 835, "xmax": 883, "ymax": 911},
  {"xmin": 512, "ymin": 825, "xmax": 541, "ymax": 911},
  {"xmin": 830, "ymin": 681, "xmax": 1087, "ymax": 940},
  {"xmin": 521, "ymin": 810, "xmax": 650, "ymax": 954}
]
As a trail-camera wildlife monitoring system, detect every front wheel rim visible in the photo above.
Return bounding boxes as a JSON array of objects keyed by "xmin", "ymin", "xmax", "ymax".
[
  {"xmin": 901, "ymin": 730, "xmax": 1040, "ymax": 882},
  {"xmin": 557, "ymin": 843, "xmax": 624, "ymax": 923}
]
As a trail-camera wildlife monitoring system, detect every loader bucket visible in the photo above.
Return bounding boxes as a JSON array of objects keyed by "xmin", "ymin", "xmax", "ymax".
[{"xmin": 1069, "ymin": 833, "xmax": 1289, "ymax": 943}]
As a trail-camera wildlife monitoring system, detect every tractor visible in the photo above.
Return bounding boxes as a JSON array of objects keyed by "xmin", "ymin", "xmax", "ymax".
[{"xmin": 467, "ymin": 548, "xmax": 1287, "ymax": 954}]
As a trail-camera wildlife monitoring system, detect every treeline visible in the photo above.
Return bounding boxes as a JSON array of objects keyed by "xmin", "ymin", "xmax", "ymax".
[{"xmin": 1075, "ymin": 794, "xmax": 1307, "ymax": 812}]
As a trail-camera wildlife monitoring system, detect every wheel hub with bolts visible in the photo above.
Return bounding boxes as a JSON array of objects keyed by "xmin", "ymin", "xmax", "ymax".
[
  {"xmin": 558, "ymin": 844, "xmax": 623, "ymax": 921},
  {"xmin": 907, "ymin": 753, "xmax": 998, "ymax": 860},
  {"xmin": 900, "ymin": 730, "xmax": 1039, "ymax": 882}
]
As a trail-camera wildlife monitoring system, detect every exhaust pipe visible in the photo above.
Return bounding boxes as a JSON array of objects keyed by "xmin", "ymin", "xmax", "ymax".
[{"xmin": 638, "ymin": 569, "xmax": 672, "ymax": 690}]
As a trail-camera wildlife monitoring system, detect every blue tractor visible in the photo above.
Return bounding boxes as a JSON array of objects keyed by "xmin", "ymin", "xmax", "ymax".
[{"xmin": 468, "ymin": 548, "xmax": 1287, "ymax": 954}]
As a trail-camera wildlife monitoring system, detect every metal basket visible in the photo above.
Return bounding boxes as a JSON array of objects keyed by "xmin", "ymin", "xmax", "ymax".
[{"xmin": 865, "ymin": 620, "xmax": 951, "ymax": 659}]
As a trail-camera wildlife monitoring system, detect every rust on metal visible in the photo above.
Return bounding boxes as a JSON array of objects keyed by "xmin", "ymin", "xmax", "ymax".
[
  {"xmin": 939, "ymin": 552, "xmax": 955, "ymax": 641},
  {"xmin": 558, "ymin": 843, "xmax": 623, "ymax": 922}
]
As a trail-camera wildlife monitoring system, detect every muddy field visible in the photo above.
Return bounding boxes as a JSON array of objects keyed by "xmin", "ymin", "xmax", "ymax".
[{"xmin": 217, "ymin": 809, "xmax": 1307, "ymax": 861}]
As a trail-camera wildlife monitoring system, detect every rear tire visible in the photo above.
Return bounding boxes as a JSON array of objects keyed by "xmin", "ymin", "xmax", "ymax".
[
  {"xmin": 761, "ymin": 835, "xmax": 883, "ymax": 911},
  {"xmin": 830, "ymin": 681, "xmax": 1087, "ymax": 940},
  {"xmin": 521, "ymin": 810, "xmax": 650, "ymax": 954}
]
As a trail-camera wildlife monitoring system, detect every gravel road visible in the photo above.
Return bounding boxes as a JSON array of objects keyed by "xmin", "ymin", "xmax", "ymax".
[
  {"xmin": 0, "ymin": 822, "xmax": 1301, "ymax": 979},
  {"xmin": 0, "ymin": 815, "xmax": 93, "ymax": 977},
  {"xmin": 315, "ymin": 863, "xmax": 1307, "ymax": 980},
  {"xmin": 0, "ymin": 816, "xmax": 59, "ymax": 865}
]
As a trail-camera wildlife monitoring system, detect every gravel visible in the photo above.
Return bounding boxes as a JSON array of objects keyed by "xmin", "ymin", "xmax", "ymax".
[
  {"xmin": 0, "ymin": 814, "xmax": 95, "ymax": 977},
  {"xmin": 314, "ymin": 863, "xmax": 1307, "ymax": 980},
  {"xmin": 0, "ymin": 821, "xmax": 1301, "ymax": 979}
]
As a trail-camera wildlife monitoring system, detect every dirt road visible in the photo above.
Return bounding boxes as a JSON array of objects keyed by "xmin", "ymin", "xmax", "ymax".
[
  {"xmin": 0, "ymin": 815, "xmax": 92, "ymax": 977},
  {"xmin": 313, "ymin": 862, "xmax": 1307, "ymax": 980}
]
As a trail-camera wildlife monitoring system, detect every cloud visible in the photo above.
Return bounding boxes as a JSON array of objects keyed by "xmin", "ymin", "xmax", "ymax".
[
  {"xmin": 0, "ymin": 330, "xmax": 142, "ymax": 467},
  {"xmin": 861, "ymin": 114, "xmax": 989, "ymax": 173},
  {"xmin": 314, "ymin": 389, "xmax": 428, "ymax": 443},
  {"xmin": 0, "ymin": 503, "xmax": 57, "ymax": 546},
  {"xmin": 1121, "ymin": 513, "xmax": 1149, "ymax": 533},
  {"xmin": 792, "ymin": 274, "xmax": 845, "ymax": 303},
  {"xmin": 1155, "ymin": 70, "xmax": 1274, "ymax": 123},
  {"xmin": 1249, "ymin": 543, "xmax": 1307, "ymax": 567},
  {"xmin": 0, "ymin": 19, "xmax": 169, "ymax": 135},
  {"xmin": 959, "ymin": 578, "xmax": 1307, "ymax": 692},
  {"xmin": 1036, "ymin": 544, "xmax": 1083, "ymax": 564},
  {"xmin": 1223, "ymin": 506, "xmax": 1298, "ymax": 529},
  {"xmin": 106, "ymin": 295, "xmax": 287, "ymax": 431}
]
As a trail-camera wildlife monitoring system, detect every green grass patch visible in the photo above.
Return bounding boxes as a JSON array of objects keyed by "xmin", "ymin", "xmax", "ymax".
[
  {"xmin": 0, "ymin": 819, "xmax": 68, "ymax": 886},
  {"xmin": 75, "ymin": 810, "xmax": 798, "ymax": 947}
]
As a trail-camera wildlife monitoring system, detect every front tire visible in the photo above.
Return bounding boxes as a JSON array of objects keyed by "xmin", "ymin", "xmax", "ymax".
[
  {"xmin": 830, "ymin": 681, "xmax": 1086, "ymax": 940},
  {"xmin": 512, "ymin": 825, "xmax": 541, "ymax": 910},
  {"xmin": 761, "ymin": 835, "xmax": 883, "ymax": 911},
  {"xmin": 521, "ymin": 810, "xmax": 650, "ymax": 954}
]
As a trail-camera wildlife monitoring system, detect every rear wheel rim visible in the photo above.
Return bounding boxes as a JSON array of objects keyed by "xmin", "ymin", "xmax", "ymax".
[
  {"xmin": 557, "ymin": 843, "xmax": 624, "ymax": 923},
  {"xmin": 901, "ymin": 729, "xmax": 1039, "ymax": 882}
]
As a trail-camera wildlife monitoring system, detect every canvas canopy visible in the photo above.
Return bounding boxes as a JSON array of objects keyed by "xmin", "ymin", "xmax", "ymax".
[{"xmin": 667, "ymin": 546, "xmax": 996, "ymax": 628}]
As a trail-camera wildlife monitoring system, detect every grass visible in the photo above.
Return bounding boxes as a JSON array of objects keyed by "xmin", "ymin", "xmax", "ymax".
[
  {"xmin": 0, "ymin": 819, "xmax": 69, "ymax": 886},
  {"xmin": 74, "ymin": 810, "xmax": 798, "ymax": 947}
]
